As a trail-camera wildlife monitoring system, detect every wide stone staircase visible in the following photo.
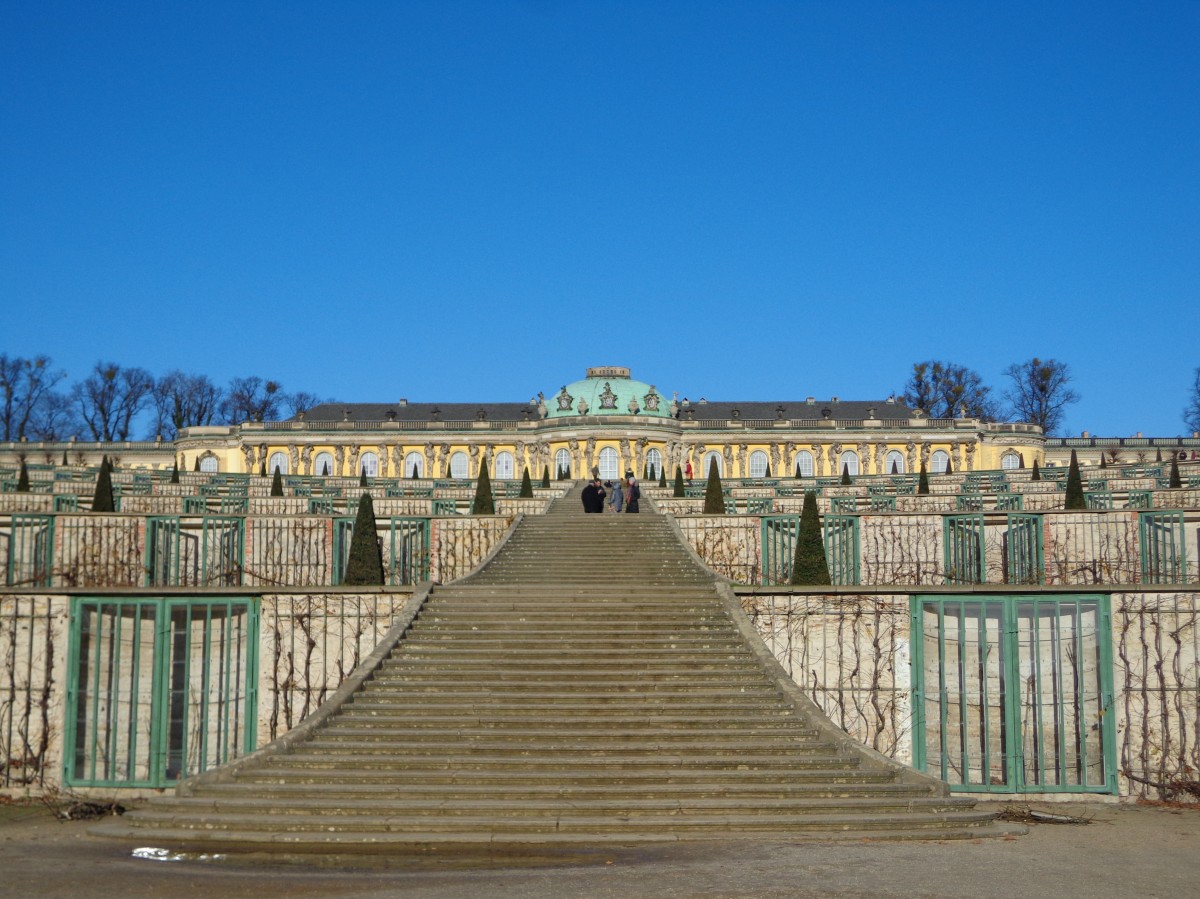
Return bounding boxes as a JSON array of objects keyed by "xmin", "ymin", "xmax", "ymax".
[{"xmin": 95, "ymin": 483, "xmax": 1009, "ymax": 850}]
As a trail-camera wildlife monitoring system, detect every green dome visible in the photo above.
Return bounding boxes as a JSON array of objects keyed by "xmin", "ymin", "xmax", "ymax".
[{"xmin": 544, "ymin": 367, "xmax": 672, "ymax": 419}]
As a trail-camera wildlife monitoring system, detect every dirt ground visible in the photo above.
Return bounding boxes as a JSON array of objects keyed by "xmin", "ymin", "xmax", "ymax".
[{"xmin": 1, "ymin": 798, "xmax": 1198, "ymax": 899}]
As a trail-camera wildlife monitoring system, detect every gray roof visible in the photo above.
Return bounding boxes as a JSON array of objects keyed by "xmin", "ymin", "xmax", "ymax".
[{"xmin": 296, "ymin": 398, "xmax": 914, "ymax": 423}]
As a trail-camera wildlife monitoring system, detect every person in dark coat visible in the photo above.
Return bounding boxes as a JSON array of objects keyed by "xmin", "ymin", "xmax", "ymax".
[
  {"xmin": 624, "ymin": 477, "xmax": 640, "ymax": 513},
  {"xmin": 581, "ymin": 478, "xmax": 605, "ymax": 513}
]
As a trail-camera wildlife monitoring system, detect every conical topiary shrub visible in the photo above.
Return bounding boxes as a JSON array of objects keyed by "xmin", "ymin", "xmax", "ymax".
[
  {"xmin": 840, "ymin": 464, "xmax": 851, "ymax": 486},
  {"xmin": 541, "ymin": 465, "xmax": 550, "ymax": 488},
  {"xmin": 1064, "ymin": 450, "xmax": 1085, "ymax": 510},
  {"xmin": 324, "ymin": 462, "xmax": 331, "ymax": 476},
  {"xmin": 703, "ymin": 457, "xmax": 725, "ymax": 514},
  {"xmin": 62, "ymin": 449, "xmax": 69, "ymax": 466},
  {"xmin": 1156, "ymin": 448, "xmax": 1163, "ymax": 463},
  {"xmin": 944, "ymin": 458, "xmax": 953, "ymax": 475},
  {"xmin": 519, "ymin": 466, "xmax": 533, "ymax": 498},
  {"xmin": 658, "ymin": 465, "xmax": 667, "ymax": 488},
  {"xmin": 1031, "ymin": 459, "xmax": 1041, "ymax": 481},
  {"xmin": 1169, "ymin": 456, "xmax": 1182, "ymax": 488},
  {"xmin": 765, "ymin": 463, "xmax": 772, "ymax": 478},
  {"xmin": 891, "ymin": 460, "xmax": 899, "ymax": 475},
  {"xmin": 411, "ymin": 464, "xmax": 419, "ymax": 479},
  {"xmin": 471, "ymin": 460, "xmax": 495, "ymax": 514},
  {"xmin": 360, "ymin": 469, "xmax": 368, "ymax": 487},
  {"xmin": 342, "ymin": 493, "xmax": 383, "ymax": 586},
  {"xmin": 170, "ymin": 459, "xmax": 180, "ymax": 484},
  {"xmin": 92, "ymin": 457, "xmax": 115, "ymax": 513},
  {"xmin": 918, "ymin": 463, "xmax": 930, "ymax": 495},
  {"xmin": 270, "ymin": 467, "xmax": 284, "ymax": 497},
  {"xmin": 673, "ymin": 465, "xmax": 685, "ymax": 498},
  {"xmin": 795, "ymin": 460, "xmax": 803, "ymax": 479},
  {"xmin": 17, "ymin": 458, "xmax": 30, "ymax": 492},
  {"xmin": 790, "ymin": 491, "xmax": 831, "ymax": 585},
  {"xmin": 1100, "ymin": 455, "xmax": 1107, "ymax": 469}
]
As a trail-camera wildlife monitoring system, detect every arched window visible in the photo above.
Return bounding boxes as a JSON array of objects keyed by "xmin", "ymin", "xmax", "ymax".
[
  {"xmin": 598, "ymin": 447, "xmax": 619, "ymax": 480},
  {"xmin": 749, "ymin": 450, "xmax": 768, "ymax": 478},
  {"xmin": 449, "ymin": 452, "xmax": 469, "ymax": 479},
  {"xmin": 313, "ymin": 452, "xmax": 334, "ymax": 477},
  {"xmin": 794, "ymin": 450, "xmax": 814, "ymax": 478},
  {"xmin": 885, "ymin": 450, "xmax": 905, "ymax": 474},
  {"xmin": 839, "ymin": 451, "xmax": 859, "ymax": 477},
  {"xmin": 199, "ymin": 455, "xmax": 218, "ymax": 473},
  {"xmin": 267, "ymin": 451, "xmax": 289, "ymax": 476},
  {"xmin": 1001, "ymin": 452, "xmax": 1021, "ymax": 470},
  {"xmin": 494, "ymin": 451, "xmax": 514, "ymax": 480},
  {"xmin": 645, "ymin": 448, "xmax": 663, "ymax": 480},
  {"xmin": 930, "ymin": 450, "xmax": 950, "ymax": 473},
  {"xmin": 359, "ymin": 451, "xmax": 379, "ymax": 478},
  {"xmin": 703, "ymin": 451, "xmax": 723, "ymax": 477},
  {"xmin": 404, "ymin": 451, "xmax": 424, "ymax": 478},
  {"xmin": 554, "ymin": 448, "xmax": 572, "ymax": 478}
]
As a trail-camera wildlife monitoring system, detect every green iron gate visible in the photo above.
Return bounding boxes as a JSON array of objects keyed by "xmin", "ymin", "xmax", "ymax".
[
  {"xmin": 145, "ymin": 517, "xmax": 245, "ymax": 587},
  {"xmin": 1138, "ymin": 511, "xmax": 1187, "ymax": 584},
  {"xmin": 759, "ymin": 514, "xmax": 859, "ymax": 585},
  {"xmin": 64, "ymin": 596, "xmax": 259, "ymax": 788},
  {"xmin": 1004, "ymin": 513, "xmax": 1044, "ymax": 585},
  {"xmin": 912, "ymin": 595, "xmax": 1116, "ymax": 794},
  {"xmin": 760, "ymin": 515, "xmax": 799, "ymax": 584},
  {"xmin": 824, "ymin": 514, "xmax": 859, "ymax": 585},
  {"xmin": 944, "ymin": 514, "xmax": 985, "ymax": 584},
  {"xmin": 389, "ymin": 517, "xmax": 430, "ymax": 585},
  {"xmin": 6, "ymin": 514, "xmax": 54, "ymax": 587}
]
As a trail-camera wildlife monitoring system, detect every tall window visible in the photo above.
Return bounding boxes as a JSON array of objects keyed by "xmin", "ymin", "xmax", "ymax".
[
  {"xmin": 931, "ymin": 450, "xmax": 950, "ymax": 473},
  {"xmin": 885, "ymin": 450, "xmax": 905, "ymax": 474},
  {"xmin": 794, "ymin": 450, "xmax": 814, "ymax": 478},
  {"xmin": 359, "ymin": 451, "xmax": 379, "ymax": 478},
  {"xmin": 313, "ymin": 452, "xmax": 334, "ymax": 477},
  {"xmin": 449, "ymin": 452, "xmax": 469, "ymax": 479},
  {"xmin": 703, "ymin": 451, "xmax": 723, "ymax": 477},
  {"xmin": 839, "ymin": 450, "xmax": 859, "ymax": 477},
  {"xmin": 749, "ymin": 450, "xmax": 768, "ymax": 478},
  {"xmin": 404, "ymin": 451, "xmax": 423, "ymax": 478},
  {"xmin": 598, "ymin": 447, "xmax": 619, "ymax": 480},
  {"xmin": 494, "ymin": 451, "xmax": 514, "ymax": 480},
  {"xmin": 554, "ymin": 448, "xmax": 572, "ymax": 478},
  {"xmin": 1001, "ymin": 453, "xmax": 1021, "ymax": 470},
  {"xmin": 645, "ymin": 448, "xmax": 663, "ymax": 479},
  {"xmin": 267, "ymin": 451, "xmax": 288, "ymax": 475},
  {"xmin": 199, "ymin": 455, "xmax": 218, "ymax": 473}
]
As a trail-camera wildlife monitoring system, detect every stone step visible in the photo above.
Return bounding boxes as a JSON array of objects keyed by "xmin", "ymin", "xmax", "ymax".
[
  {"xmin": 259, "ymin": 752, "xmax": 863, "ymax": 772},
  {"xmin": 234, "ymin": 766, "xmax": 893, "ymax": 787},
  {"xmin": 218, "ymin": 776, "xmax": 909, "ymax": 797},
  {"xmin": 112, "ymin": 808, "xmax": 997, "ymax": 837},
  {"xmin": 148, "ymin": 795, "xmax": 971, "ymax": 819}
]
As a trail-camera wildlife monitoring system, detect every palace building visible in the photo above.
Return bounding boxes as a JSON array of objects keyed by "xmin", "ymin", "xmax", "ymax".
[{"xmin": 172, "ymin": 366, "xmax": 1046, "ymax": 480}]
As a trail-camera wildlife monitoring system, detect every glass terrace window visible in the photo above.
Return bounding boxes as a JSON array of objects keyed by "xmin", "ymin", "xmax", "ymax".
[
  {"xmin": 267, "ymin": 452, "xmax": 288, "ymax": 475},
  {"xmin": 494, "ymin": 451, "xmax": 514, "ymax": 480},
  {"xmin": 749, "ymin": 450, "xmax": 768, "ymax": 478},
  {"xmin": 313, "ymin": 452, "xmax": 334, "ymax": 476},
  {"xmin": 404, "ymin": 451, "xmax": 423, "ymax": 478},
  {"xmin": 359, "ymin": 452, "xmax": 379, "ymax": 477},
  {"xmin": 449, "ymin": 452, "xmax": 469, "ymax": 479}
]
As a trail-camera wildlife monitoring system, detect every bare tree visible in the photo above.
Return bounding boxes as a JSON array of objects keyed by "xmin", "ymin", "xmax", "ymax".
[
  {"xmin": 73, "ymin": 362, "xmax": 156, "ymax": 441},
  {"xmin": 27, "ymin": 391, "xmax": 77, "ymax": 441},
  {"xmin": 283, "ymin": 391, "xmax": 332, "ymax": 418},
  {"xmin": 902, "ymin": 361, "xmax": 999, "ymax": 420},
  {"xmin": 1003, "ymin": 357, "xmax": 1080, "ymax": 435},
  {"xmin": 1184, "ymin": 367, "xmax": 1200, "ymax": 434},
  {"xmin": 0, "ymin": 354, "xmax": 67, "ymax": 440},
  {"xmin": 223, "ymin": 377, "xmax": 284, "ymax": 423},
  {"xmin": 151, "ymin": 371, "xmax": 224, "ymax": 439}
]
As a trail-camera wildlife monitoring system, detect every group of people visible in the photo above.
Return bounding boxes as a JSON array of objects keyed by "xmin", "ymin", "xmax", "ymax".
[{"xmin": 581, "ymin": 472, "xmax": 641, "ymax": 513}]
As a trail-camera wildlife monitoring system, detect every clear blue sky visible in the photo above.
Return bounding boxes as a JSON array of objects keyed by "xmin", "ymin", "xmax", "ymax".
[{"xmin": 2, "ymin": 2, "xmax": 1197, "ymax": 437}]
